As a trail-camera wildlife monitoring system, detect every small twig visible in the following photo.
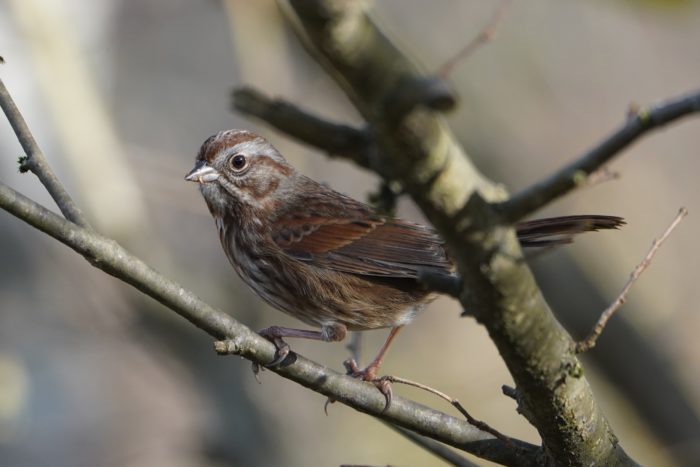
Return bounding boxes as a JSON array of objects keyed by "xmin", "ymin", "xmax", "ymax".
[
  {"xmin": 437, "ymin": 0, "xmax": 512, "ymax": 78},
  {"xmin": 501, "ymin": 385, "xmax": 518, "ymax": 401},
  {"xmin": 0, "ymin": 78, "xmax": 91, "ymax": 228},
  {"xmin": 501, "ymin": 385, "xmax": 537, "ymax": 427},
  {"xmin": 584, "ymin": 166, "xmax": 620, "ymax": 188},
  {"xmin": 382, "ymin": 422, "xmax": 482, "ymax": 467},
  {"xmin": 381, "ymin": 375, "xmax": 513, "ymax": 445},
  {"xmin": 499, "ymin": 89, "xmax": 700, "ymax": 223},
  {"xmin": 368, "ymin": 181, "xmax": 401, "ymax": 216},
  {"xmin": 576, "ymin": 207, "xmax": 688, "ymax": 353}
]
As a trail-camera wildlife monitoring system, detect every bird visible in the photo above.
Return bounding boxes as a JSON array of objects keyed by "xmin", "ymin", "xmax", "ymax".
[{"xmin": 185, "ymin": 129, "xmax": 624, "ymax": 400}]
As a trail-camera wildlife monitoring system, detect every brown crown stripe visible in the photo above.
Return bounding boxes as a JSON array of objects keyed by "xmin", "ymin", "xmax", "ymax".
[{"xmin": 198, "ymin": 130, "xmax": 264, "ymax": 163}]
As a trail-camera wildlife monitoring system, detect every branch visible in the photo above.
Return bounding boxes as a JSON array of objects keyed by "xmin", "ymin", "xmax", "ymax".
[
  {"xmin": 0, "ymin": 182, "xmax": 539, "ymax": 466},
  {"xmin": 499, "ymin": 89, "xmax": 700, "ymax": 222},
  {"xmin": 232, "ymin": 87, "xmax": 373, "ymax": 168},
  {"xmin": 0, "ymin": 78, "xmax": 91, "ymax": 228},
  {"xmin": 280, "ymin": 1, "xmax": 639, "ymax": 464},
  {"xmin": 437, "ymin": 0, "xmax": 512, "ymax": 78},
  {"xmin": 418, "ymin": 269, "xmax": 462, "ymax": 298},
  {"xmin": 383, "ymin": 422, "xmax": 482, "ymax": 467},
  {"xmin": 382, "ymin": 375, "xmax": 512, "ymax": 445},
  {"xmin": 576, "ymin": 207, "xmax": 688, "ymax": 353}
]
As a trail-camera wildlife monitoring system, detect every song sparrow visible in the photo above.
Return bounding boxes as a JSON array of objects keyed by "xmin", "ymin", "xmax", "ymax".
[{"xmin": 186, "ymin": 129, "xmax": 623, "ymax": 395}]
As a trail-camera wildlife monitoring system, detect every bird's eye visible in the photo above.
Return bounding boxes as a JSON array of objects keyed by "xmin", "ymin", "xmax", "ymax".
[{"xmin": 229, "ymin": 154, "xmax": 247, "ymax": 171}]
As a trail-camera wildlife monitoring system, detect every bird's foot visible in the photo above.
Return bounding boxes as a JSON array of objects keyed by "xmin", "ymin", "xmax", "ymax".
[
  {"xmin": 251, "ymin": 327, "xmax": 293, "ymax": 379},
  {"xmin": 344, "ymin": 358, "xmax": 393, "ymax": 412},
  {"xmin": 258, "ymin": 326, "xmax": 292, "ymax": 366}
]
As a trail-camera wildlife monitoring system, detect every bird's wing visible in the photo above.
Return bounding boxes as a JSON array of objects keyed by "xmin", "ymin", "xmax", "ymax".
[
  {"xmin": 271, "ymin": 193, "xmax": 452, "ymax": 279},
  {"xmin": 272, "ymin": 183, "xmax": 623, "ymax": 277}
]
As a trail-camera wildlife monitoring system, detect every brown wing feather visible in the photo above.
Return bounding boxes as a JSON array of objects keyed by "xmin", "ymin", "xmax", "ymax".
[
  {"xmin": 271, "ymin": 189, "xmax": 453, "ymax": 279},
  {"xmin": 278, "ymin": 220, "xmax": 452, "ymax": 278},
  {"xmin": 273, "ymin": 179, "xmax": 623, "ymax": 277}
]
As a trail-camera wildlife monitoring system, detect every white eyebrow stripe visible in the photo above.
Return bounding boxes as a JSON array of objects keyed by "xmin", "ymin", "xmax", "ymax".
[{"xmin": 229, "ymin": 139, "xmax": 267, "ymax": 155}]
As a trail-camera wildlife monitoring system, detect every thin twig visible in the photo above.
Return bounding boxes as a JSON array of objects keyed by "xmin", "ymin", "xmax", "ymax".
[
  {"xmin": 381, "ymin": 375, "xmax": 513, "ymax": 445},
  {"xmin": 0, "ymin": 78, "xmax": 91, "ymax": 228},
  {"xmin": 437, "ymin": 0, "xmax": 513, "ymax": 78},
  {"xmin": 584, "ymin": 167, "xmax": 620, "ymax": 188},
  {"xmin": 499, "ymin": 89, "xmax": 700, "ymax": 223},
  {"xmin": 576, "ymin": 207, "xmax": 688, "ymax": 353},
  {"xmin": 382, "ymin": 422, "xmax": 482, "ymax": 467}
]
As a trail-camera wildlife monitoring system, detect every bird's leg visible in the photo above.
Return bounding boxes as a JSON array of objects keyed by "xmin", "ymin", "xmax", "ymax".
[
  {"xmin": 258, "ymin": 323, "xmax": 346, "ymax": 367},
  {"xmin": 346, "ymin": 326, "xmax": 403, "ymax": 379},
  {"xmin": 344, "ymin": 326, "xmax": 403, "ymax": 410}
]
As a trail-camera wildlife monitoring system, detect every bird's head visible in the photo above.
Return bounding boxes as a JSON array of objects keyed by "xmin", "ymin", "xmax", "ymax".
[{"xmin": 186, "ymin": 130, "xmax": 295, "ymax": 218}]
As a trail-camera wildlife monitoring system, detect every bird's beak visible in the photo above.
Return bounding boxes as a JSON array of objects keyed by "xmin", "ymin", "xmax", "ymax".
[{"xmin": 185, "ymin": 160, "xmax": 220, "ymax": 183}]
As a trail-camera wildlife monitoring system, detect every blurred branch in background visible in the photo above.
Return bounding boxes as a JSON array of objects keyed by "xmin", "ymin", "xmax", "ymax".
[
  {"xmin": 383, "ymin": 423, "xmax": 481, "ymax": 467},
  {"xmin": 232, "ymin": 87, "xmax": 373, "ymax": 168},
  {"xmin": 7, "ymin": 0, "xmax": 146, "ymax": 235},
  {"xmin": 0, "ymin": 79, "xmax": 89, "ymax": 228},
  {"xmin": 499, "ymin": 90, "xmax": 700, "ymax": 223}
]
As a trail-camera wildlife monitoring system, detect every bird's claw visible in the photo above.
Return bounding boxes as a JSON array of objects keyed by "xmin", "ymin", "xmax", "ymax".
[
  {"xmin": 267, "ymin": 340, "xmax": 290, "ymax": 366},
  {"xmin": 249, "ymin": 331, "xmax": 292, "ymax": 382},
  {"xmin": 343, "ymin": 358, "xmax": 393, "ymax": 412},
  {"xmin": 258, "ymin": 329, "xmax": 291, "ymax": 367},
  {"xmin": 251, "ymin": 362, "xmax": 263, "ymax": 383},
  {"xmin": 323, "ymin": 397, "xmax": 336, "ymax": 415},
  {"xmin": 375, "ymin": 377, "xmax": 393, "ymax": 411}
]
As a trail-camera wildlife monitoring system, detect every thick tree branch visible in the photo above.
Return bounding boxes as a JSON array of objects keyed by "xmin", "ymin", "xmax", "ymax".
[
  {"xmin": 278, "ymin": 1, "xmax": 640, "ymax": 464},
  {"xmin": 0, "ymin": 78, "xmax": 91, "ymax": 228},
  {"xmin": 232, "ymin": 87, "xmax": 373, "ymax": 168},
  {"xmin": 499, "ymin": 89, "xmax": 700, "ymax": 222},
  {"xmin": 0, "ymin": 182, "xmax": 539, "ymax": 466}
]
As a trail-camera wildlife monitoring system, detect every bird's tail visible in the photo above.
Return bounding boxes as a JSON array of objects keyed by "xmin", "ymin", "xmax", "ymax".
[{"xmin": 515, "ymin": 215, "xmax": 625, "ymax": 247}]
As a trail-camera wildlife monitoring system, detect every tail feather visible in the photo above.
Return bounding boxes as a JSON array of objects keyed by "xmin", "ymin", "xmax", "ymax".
[{"xmin": 516, "ymin": 215, "xmax": 625, "ymax": 247}]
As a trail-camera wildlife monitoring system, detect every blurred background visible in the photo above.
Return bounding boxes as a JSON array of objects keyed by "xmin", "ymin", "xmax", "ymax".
[{"xmin": 1, "ymin": 0, "xmax": 699, "ymax": 465}]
